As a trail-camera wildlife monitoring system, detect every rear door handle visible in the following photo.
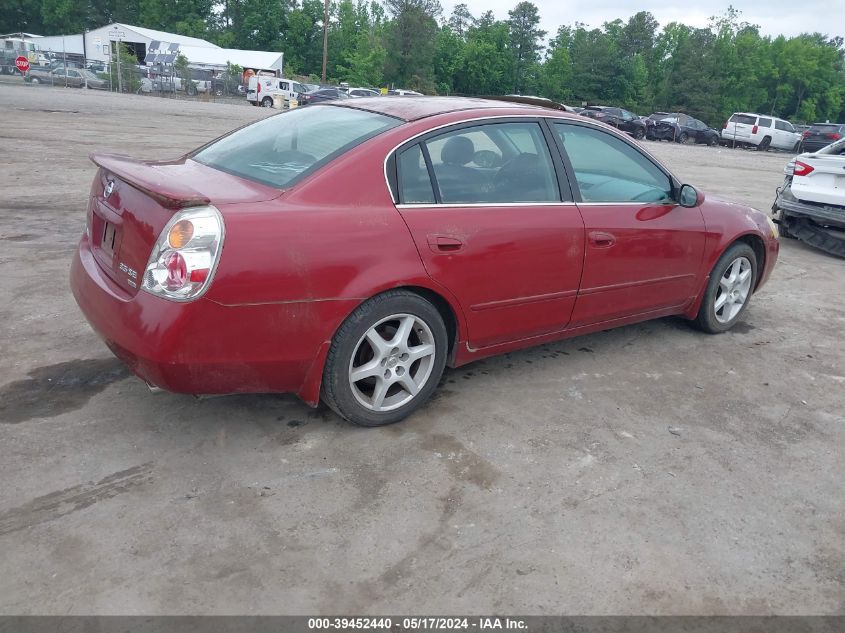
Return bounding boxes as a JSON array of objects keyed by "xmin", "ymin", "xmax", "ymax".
[
  {"xmin": 427, "ymin": 235, "xmax": 464, "ymax": 252},
  {"xmin": 588, "ymin": 231, "xmax": 616, "ymax": 248}
]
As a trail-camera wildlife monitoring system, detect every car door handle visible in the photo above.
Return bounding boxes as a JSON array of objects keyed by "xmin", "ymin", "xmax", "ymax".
[
  {"xmin": 427, "ymin": 235, "xmax": 464, "ymax": 252},
  {"xmin": 588, "ymin": 231, "xmax": 616, "ymax": 248}
]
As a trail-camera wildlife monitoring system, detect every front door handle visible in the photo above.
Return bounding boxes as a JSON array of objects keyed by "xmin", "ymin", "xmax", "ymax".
[
  {"xmin": 427, "ymin": 235, "xmax": 464, "ymax": 252},
  {"xmin": 588, "ymin": 231, "xmax": 616, "ymax": 248}
]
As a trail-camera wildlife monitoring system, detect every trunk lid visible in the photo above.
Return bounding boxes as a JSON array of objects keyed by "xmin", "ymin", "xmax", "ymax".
[
  {"xmin": 791, "ymin": 154, "xmax": 845, "ymax": 207},
  {"xmin": 88, "ymin": 153, "xmax": 280, "ymax": 296}
]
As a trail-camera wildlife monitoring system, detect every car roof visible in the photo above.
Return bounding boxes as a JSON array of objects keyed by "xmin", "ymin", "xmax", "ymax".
[{"xmin": 326, "ymin": 96, "xmax": 557, "ymax": 122}]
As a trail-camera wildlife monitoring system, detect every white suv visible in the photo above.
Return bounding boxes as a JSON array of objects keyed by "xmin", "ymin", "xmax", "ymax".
[{"xmin": 722, "ymin": 112, "xmax": 802, "ymax": 152}]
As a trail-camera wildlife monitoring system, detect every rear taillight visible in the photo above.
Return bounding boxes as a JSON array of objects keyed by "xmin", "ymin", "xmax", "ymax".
[
  {"xmin": 793, "ymin": 161, "xmax": 814, "ymax": 177},
  {"xmin": 802, "ymin": 131, "xmax": 811, "ymax": 138},
  {"xmin": 723, "ymin": 120, "xmax": 728, "ymax": 129},
  {"xmin": 752, "ymin": 125, "xmax": 758, "ymax": 134},
  {"xmin": 142, "ymin": 206, "xmax": 224, "ymax": 301},
  {"xmin": 827, "ymin": 132, "xmax": 841, "ymax": 140},
  {"xmin": 257, "ymin": 82, "xmax": 261, "ymax": 93}
]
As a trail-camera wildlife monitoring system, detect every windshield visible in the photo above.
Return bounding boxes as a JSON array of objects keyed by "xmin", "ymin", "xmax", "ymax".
[{"xmin": 193, "ymin": 105, "xmax": 401, "ymax": 189}]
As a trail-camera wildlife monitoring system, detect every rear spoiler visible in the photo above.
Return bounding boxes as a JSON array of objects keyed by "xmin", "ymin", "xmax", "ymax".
[{"xmin": 90, "ymin": 153, "xmax": 211, "ymax": 209}]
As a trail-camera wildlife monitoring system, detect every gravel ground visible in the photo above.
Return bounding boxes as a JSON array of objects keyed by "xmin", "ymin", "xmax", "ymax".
[{"xmin": 0, "ymin": 84, "xmax": 843, "ymax": 615}]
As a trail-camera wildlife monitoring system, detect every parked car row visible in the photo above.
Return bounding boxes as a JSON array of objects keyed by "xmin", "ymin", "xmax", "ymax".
[
  {"xmin": 579, "ymin": 106, "xmax": 721, "ymax": 146},
  {"xmin": 246, "ymin": 76, "xmax": 422, "ymax": 108},
  {"xmin": 577, "ymin": 105, "xmax": 831, "ymax": 154}
]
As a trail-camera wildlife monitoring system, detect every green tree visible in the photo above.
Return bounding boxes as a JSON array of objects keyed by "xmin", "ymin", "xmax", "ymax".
[
  {"xmin": 507, "ymin": 1, "xmax": 545, "ymax": 93},
  {"xmin": 383, "ymin": 0, "xmax": 441, "ymax": 88}
]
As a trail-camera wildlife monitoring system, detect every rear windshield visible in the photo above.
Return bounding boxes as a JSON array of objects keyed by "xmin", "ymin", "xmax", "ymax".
[
  {"xmin": 729, "ymin": 114, "xmax": 757, "ymax": 125},
  {"xmin": 810, "ymin": 124, "xmax": 842, "ymax": 132},
  {"xmin": 193, "ymin": 105, "xmax": 401, "ymax": 189}
]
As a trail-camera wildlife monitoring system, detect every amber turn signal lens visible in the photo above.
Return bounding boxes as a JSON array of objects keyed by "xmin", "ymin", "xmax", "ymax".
[{"xmin": 168, "ymin": 220, "xmax": 194, "ymax": 249}]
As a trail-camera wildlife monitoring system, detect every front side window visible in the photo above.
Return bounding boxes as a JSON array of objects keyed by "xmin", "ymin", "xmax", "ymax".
[
  {"xmin": 193, "ymin": 105, "xmax": 400, "ymax": 189},
  {"xmin": 553, "ymin": 123, "xmax": 673, "ymax": 204},
  {"xmin": 422, "ymin": 122, "xmax": 560, "ymax": 204}
]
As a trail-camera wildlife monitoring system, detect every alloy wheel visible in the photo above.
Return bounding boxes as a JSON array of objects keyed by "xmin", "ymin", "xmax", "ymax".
[
  {"xmin": 348, "ymin": 313, "xmax": 436, "ymax": 412},
  {"xmin": 714, "ymin": 256, "xmax": 753, "ymax": 323}
]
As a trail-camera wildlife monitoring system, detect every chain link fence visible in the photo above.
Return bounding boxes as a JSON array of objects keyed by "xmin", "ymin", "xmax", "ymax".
[{"xmin": 0, "ymin": 59, "xmax": 251, "ymax": 106}]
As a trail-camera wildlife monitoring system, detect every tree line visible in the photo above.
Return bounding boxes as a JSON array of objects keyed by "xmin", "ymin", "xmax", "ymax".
[{"xmin": 3, "ymin": 0, "xmax": 843, "ymax": 125}]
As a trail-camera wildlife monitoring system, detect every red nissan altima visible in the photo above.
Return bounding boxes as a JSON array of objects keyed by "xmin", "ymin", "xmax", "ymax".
[{"xmin": 70, "ymin": 97, "xmax": 779, "ymax": 426}]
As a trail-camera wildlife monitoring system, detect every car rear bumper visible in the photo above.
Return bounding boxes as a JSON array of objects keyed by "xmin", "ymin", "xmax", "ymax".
[
  {"xmin": 70, "ymin": 235, "xmax": 349, "ymax": 401},
  {"xmin": 775, "ymin": 186, "xmax": 845, "ymax": 229},
  {"xmin": 802, "ymin": 141, "xmax": 833, "ymax": 152}
]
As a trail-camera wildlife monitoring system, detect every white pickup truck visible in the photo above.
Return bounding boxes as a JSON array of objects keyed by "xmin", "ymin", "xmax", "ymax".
[
  {"xmin": 772, "ymin": 136, "xmax": 845, "ymax": 257},
  {"xmin": 246, "ymin": 76, "xmax": 307, "ymax": 107}
]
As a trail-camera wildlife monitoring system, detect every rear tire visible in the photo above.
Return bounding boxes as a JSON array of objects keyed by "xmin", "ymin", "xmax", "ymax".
[
  {"xmin": 792, "ymin": 141, "xmax": 802, "ymax": 153},
  {"xmin": 757, "ymin": 136, "xmax": 771, "ymax": 151},
  {"xmin": 694, "ymin": 243, "xmax": 758, "ymax": 334},
  {"xmin": 261, "ymin": 96, "xmax": 273, "ymax": 107},
  {"xmin": 322, "ymin": 290, "xmax": 448, "ymax": 427}
]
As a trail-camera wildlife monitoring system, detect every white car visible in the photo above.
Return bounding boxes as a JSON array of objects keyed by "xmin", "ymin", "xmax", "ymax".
[
  {"xmin": 722, "ymin": 112, "xmax": 802, "ymax": 152},
  {"xmin": 772, "ymin": 136, "xmax": 845, "ymax": 257},
  {"xmin": 247, "ymin": 76, "xmax": 307, "ymax": 107},
  {"xmin": 387, "ymin": 89, "xmax": 423, "ymax": 96}
]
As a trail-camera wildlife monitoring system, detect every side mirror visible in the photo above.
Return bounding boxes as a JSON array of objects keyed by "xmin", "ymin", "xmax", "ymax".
[{"xmin": 678, "ymin": 184, "xmax": 703, "ymax": 208}]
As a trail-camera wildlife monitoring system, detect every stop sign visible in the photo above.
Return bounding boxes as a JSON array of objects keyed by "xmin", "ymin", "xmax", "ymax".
[{"xmin": 15, "ymin": 56, "xmax": 30, "ymax": 73}]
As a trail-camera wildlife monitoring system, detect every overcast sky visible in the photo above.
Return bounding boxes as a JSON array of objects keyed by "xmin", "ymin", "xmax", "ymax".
[{"xmin": 440, "ymin": 0, "xmax": 842, "ymax": 42}]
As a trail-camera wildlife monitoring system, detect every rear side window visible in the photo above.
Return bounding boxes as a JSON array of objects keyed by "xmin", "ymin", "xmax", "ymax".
[
  {"xmin": 193, "ymin": 106, "xmax": 400, "ymax": 189},
  {"xmin": 397, "ymin": 144, "xmax": 435, "ymax": 204},
  {"xmin": 729, "ymin": 114, "xmax": 757, "ymax": 125},
  {"xmin": 422, "ymin": 122, "xmax": 560, "ymax": 204},
  {"xmin": 758, "ymin": 117, "xmax": 772, "ymax": 128}
]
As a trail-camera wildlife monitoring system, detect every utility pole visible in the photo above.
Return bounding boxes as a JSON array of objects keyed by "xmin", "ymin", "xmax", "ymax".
[
  {"xmin": 108, "ymin": 29, "xmax": 126, "ymax": 93},
  {"xmin": 321, "ymin": 0, "xmax": 329, "ymax": 84}
]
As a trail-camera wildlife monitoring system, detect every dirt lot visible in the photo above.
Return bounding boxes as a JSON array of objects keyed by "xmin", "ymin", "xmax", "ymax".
[{"xmin": 1, "ymin": 84, "xmax": 843, "ymax": 615}]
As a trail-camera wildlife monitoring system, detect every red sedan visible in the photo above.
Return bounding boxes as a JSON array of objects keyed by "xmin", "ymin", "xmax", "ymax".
[{"xmin": 70, "ymin": 97, "xmax": 779, "ymax": 426}]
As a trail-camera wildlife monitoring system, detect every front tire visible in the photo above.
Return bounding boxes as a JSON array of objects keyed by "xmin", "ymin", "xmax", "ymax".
[
  {"xmin": 677, "ymin": 132, "xmax": 688, "ymax": 144},
  {"xmin": 322, "ymin": 290, "xmax": 448, "ymax": 426},
  {"xmin": 694, "ymin": 243, "xmax": 758, "ymax": 333},
  {"xmin": 633, "ymin": 127, "xmax": 645, "ymax": 140}
]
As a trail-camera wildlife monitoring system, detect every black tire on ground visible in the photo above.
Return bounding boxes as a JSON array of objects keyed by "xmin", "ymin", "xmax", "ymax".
[
  {"xmin": 792, "ymin": 141, "xmax": 802, "ymax": 153},
  {"xmin": 214, "ymin": 88, "xmax": 224, "ymax": 96},
  {"xmin": 757, "ymin": 136, "xmax": 771, "ymax": 151},
  {"xmin": 30, "ymin": 77, "xmax": 40, "ymax": 84},
  {"xmin": 321, "ymin": 290, "xmax": 449, "ymax": 427},
  {"xmin": 708, "ymin": 135, "xmax": 719, "ymax": 146},
  {"xmin": 633, "ymin": 127, "xmax": 645, "ymax": 140},
  {"xmin": 677, "ymin": 132, "xmax": 688, "ymax": 144},
  {"xmin": 261, "ymin": 96, "xmax": 273, "ymax": 107},
  {"xmin": 694, "ymin": 242, "xmax": 758, "ymax": 334}
]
